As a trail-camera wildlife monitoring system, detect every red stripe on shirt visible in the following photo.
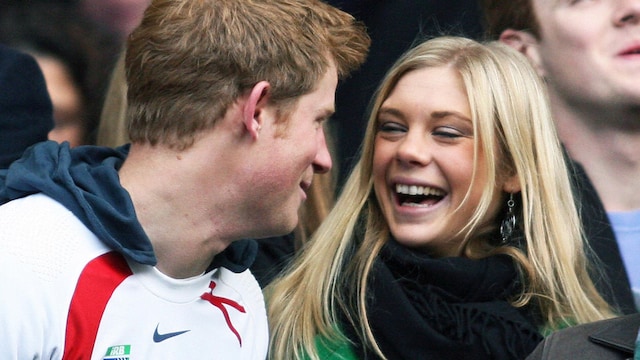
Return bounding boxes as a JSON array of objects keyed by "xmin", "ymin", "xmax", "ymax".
[{"xmin": 63, "ymin": 251, "xmax": 132, "ymax": 359}]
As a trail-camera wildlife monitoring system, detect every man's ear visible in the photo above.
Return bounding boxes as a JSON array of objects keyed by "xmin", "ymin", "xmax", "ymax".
[
  {"xmin": 243, "ymin": 81, "xmax": 271, "ymax": 140},
  {"xmin": 499, "ymin": 29, "xmax": 546, "ymax": 78}
]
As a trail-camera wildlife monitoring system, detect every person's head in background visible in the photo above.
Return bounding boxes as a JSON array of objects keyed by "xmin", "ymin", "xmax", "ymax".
[
  {"xmin": 481, "ymin": 0, "xmax": 640, "ymax": 157},
  {"xmin": 79, "ymin": 0, "xmax": 151, "ymax": 43},
  {"xmin": 96, "ymin": 51, "xmax": 128, "ymax": 148},
  {"xmin": 0, "ymin": 1, "xmax": 119, "ymax": 147},
  {"xmin": 0, "ymin": 45, "xmax": 54, "ymax": 169}
]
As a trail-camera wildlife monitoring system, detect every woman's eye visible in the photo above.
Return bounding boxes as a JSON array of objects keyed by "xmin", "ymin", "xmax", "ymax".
[
  {"xmin": 433, "ymin": 127, "xmax": 463, "ymax": 139},
  {"xmin": 377, "ymin": 121, "xmax": 406, "ymax": 133},
  {"xmin": 569, "ymin": 0, "xmax": 594, "ymax": 5}
]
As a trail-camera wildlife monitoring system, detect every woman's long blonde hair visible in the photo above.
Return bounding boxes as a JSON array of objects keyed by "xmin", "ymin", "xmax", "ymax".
[{"xmin": 267, "ymin": 36, "xmax": 613, "ymax": 360}]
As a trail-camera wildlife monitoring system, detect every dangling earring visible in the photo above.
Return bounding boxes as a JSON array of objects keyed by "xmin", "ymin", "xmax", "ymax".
[{"xmin": 500, "ymin": 193, "xmax": 517, "ymax": 244}]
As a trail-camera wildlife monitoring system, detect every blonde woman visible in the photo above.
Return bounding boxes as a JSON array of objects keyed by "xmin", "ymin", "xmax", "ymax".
[{"xmin": 267, "ymin": 36, "xmax": 614, "ymax": 360}]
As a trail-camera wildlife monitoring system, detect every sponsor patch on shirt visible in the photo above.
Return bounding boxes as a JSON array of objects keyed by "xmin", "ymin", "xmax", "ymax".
[{"xmin": 103, "ymin": 345, "xmax": 131, "ymax": 360}]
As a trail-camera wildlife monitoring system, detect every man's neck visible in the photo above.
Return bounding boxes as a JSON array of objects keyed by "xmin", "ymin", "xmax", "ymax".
[
  {"xmin": 118, "ymin": 144, "xmax": 233, "ymax": 279},
  {"xmin": 554, "ymin": 106, "xmax": 640, "ymax": 212}
]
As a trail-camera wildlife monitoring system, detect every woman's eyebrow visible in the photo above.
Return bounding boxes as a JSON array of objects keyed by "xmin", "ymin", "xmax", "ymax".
[
  {"xmin": 431, "ymin": 111, "xmax": 472, "ymax": 122},
  {"xmin": 377, "ymin": 107, "xmax": 404, "ymax": 119}
]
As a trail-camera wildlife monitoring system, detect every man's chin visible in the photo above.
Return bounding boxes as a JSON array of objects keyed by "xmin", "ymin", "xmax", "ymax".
[{"xmin": 258, "ymin": 217, "xmax": 299, "ymax": 239}]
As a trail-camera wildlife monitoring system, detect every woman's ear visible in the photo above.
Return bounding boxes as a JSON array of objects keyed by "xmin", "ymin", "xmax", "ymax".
[{"xmin": 502, "ymin": 173, "xmax": 521, "ymax": 194}]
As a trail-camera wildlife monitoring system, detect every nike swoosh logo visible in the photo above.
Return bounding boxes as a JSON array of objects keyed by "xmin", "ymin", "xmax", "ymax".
[{"xmin": 153, "ymin": 324, "xmax": 191, "ymax": 343}]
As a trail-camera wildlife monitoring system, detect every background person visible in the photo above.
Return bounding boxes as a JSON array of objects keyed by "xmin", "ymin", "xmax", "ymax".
[
  {"xmin": 482, "ymin": 0, "xmax": 640, "ymax": 313},
  {"xmin": 0, "ymin": 0, "xmax": 119, "ymax": 146},
  {"xmin": 79, "ymin": 0, "xmax": 151, "ymax": 44},
  {"xmin": 0, "ymin": 44, "xmax": 53, "ymax": 169}
]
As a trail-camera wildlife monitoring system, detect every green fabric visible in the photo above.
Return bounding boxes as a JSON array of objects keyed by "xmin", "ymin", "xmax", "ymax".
[
  {"xmin": 307, "ymin": 334, "xmax": 359, "ymax": 360},
  {"xmin": 540, "ymin": 318, "xmax": 577, "ymax": 337}
]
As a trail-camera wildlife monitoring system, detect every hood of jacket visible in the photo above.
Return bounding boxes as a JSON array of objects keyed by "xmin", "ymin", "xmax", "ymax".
[{"xmin": 0, "ymin": 141, "xmax": 256, "ymax": 272}]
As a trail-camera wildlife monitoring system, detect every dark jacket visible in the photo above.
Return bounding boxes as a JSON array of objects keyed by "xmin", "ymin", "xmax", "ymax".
[
  {"xmin": 568, "ymin": 159, "xmax": 636, "ymax": 315},
  {"xmin": 526, "ymin": 314, "xmax": 640, "ymax": 360}
]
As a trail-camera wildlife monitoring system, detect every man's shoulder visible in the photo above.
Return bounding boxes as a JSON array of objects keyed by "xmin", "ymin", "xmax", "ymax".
[
  {"xmin": 1, "ymin": 191, "xmax": 64, "ymax": 207},
  {"xmin": 214, "ymin": 267, "xmax": 266, "ymax": 312},
  {"xmin": 0, "ymin": 193, "xmax": 85, "ymax": 233},
  {"xmin": 526, "ymin": 314, "xmax": 640, "ymax": 360},
  {"xmin": 0, "ymin": 193, "xmax": 109, "ymax": 279}
]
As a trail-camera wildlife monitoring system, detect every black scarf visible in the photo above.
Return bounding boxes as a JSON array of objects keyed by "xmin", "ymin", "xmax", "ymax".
[{"xmin": 342, "ymin": 238, "xmax": 543, "ymax": 359}]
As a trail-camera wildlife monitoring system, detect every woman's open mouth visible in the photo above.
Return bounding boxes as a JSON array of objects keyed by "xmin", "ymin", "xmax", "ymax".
[{"xmin": 394, "ymin": 183, "xmax": 445, "ymax": 207}]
